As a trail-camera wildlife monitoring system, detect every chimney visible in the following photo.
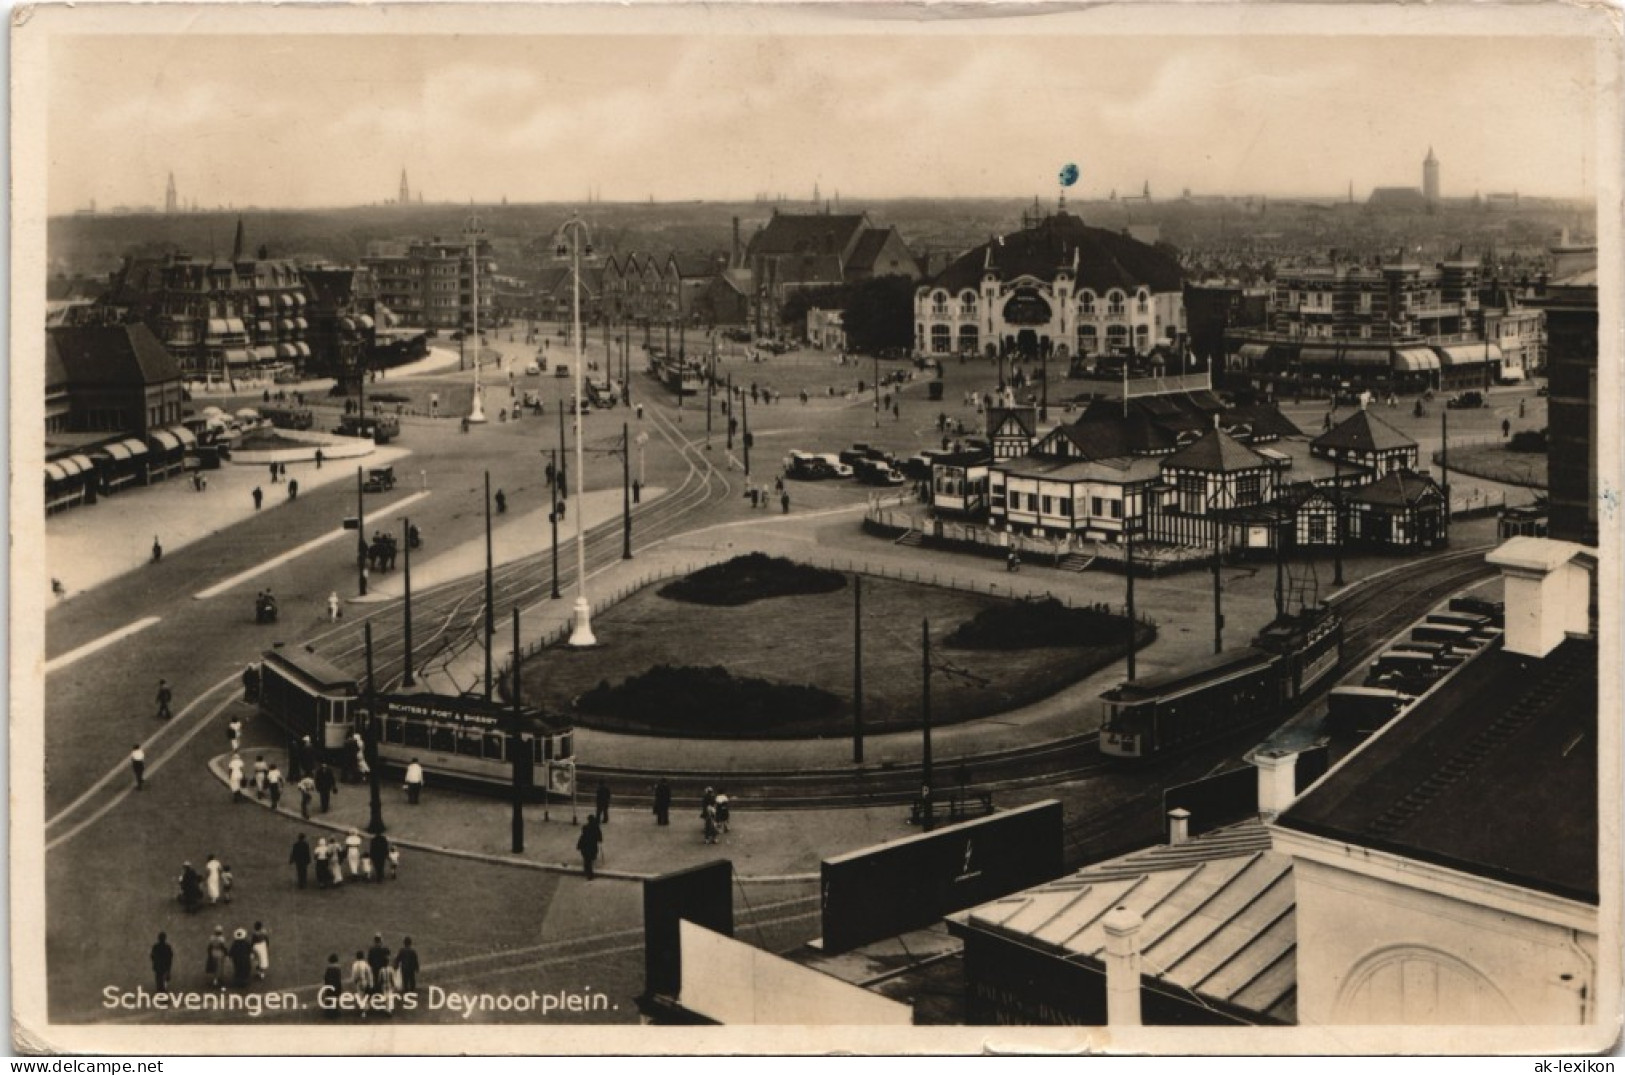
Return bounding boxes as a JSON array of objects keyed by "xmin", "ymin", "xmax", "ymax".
[
  {"xmin": 1167, "ymin": 807, "xmax": 1191, "ymax": 845},
  {"xmin": 732, "ymin": 217, "xmax": 741, "ymax": 269},
  {"xmin": 1254, "ymin": 748, "xmax": 1299, "ymax": 820},
  {"xmin": 1485, "ymin": 537, "xmax": 1594, "ymax": 658},
  {"xmin": 1101, "ymin": 906, "xmax": 1144, "ymax": 1027}
]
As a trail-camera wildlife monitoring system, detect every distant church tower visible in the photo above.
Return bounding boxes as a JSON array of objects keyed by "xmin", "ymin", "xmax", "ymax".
[
  {"xmin": 165, "ymin": 172, "xmax": 178, "ymax": 214},
  {"xmin": 399, "ymin": 168, "xmax": 411, "ymax": 206},
  {"xmin": 1423, "ymin": 147, "xmax": 1440, "ymax": 204}
]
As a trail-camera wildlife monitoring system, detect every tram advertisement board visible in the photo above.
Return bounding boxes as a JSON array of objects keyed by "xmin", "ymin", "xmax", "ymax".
[{"xmin": 818, "ymin": 800, "xmax": 1064, "ymax": 954}]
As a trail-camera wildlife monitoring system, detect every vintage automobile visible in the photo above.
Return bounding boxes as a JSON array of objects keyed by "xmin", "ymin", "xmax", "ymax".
[{"xmin": 363, "ymin": 465, "xmax": 397, "ymax": 493}]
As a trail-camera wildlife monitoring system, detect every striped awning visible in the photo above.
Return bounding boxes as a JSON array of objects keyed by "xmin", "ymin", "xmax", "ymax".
[
  {"xmin": 1341, "ymin": 349, "xmax": 1390, "ymax": 367},
  {"xmin": 1437, "ymin": 343, "xmax": 1503, "ymax": 366},
  {"xmin": 256, "ymin": 320, "xmax": 274, "ymax": 335},
  {"xmin": 45, "ymin": 454, "xmax": 96, "ymax": 482},
  {"xmin": 1299, "ymin": 347, "xmax": 1340, "ymax": 366},
  {"xmin": 148, "ymin": 430, "xmax": 182, "ymax": 452},
  {"xmin": 292, "ymin": 292, "xmax": 307, "ymax": 306},
  {"xmin": 225, "ymin": 348, "xmax": 254, "ymax": 366},
  {"xmin": 294, "ymin": 317, "xmax": 308, "ymax": 330},
  {"xmin": 276, "ymin": 343, "xmax": 297, "ymax": 358},
  {"xmin": 278, "ymin": 318, "xmax": 294, "ymax": 332},
  {"xmin": 254, "ymin": 345, "xmax": 279, "ymax": 362},
  {"xmin": 294, "ymin": 342, "xmax": 311, "ymax": 357},
  {"xmin": 357, "ymin": 315, "xmax": 375, "ymax": 330},
  {"xmin": 96, "ymin": 437, "xmax": 150, "ymax": 462},
  {"xmin": 256, "ymin": 295, "xmax": 273, "ymax": 309},
  {"xmin": 339, "ymin": 317, "xmax": 357, "ymax": 332},
  {"xmin": 279, "ymin": 294, "xmax": 295, "ymax": 308},
  {"xmin": 225, "ymin": 318, "xmax": 247, "ymax": 334},
  {"xmin": 1237, "ymin": 343, "xmax": 1270, "ymax": 363},
  {"xmin": 1393, "ymin": 347, "xmax": 1440, "ymax": 372},
  {"xmin": 207, "ymin": 318, "xmax": 230, "ymax": 335}
]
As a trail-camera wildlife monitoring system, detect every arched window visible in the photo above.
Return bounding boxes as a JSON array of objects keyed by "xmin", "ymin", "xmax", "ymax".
[
  {"xmin": 959, "ymin": 290, "xmax": 979, "ymax": 318},
  {"xmin": 1077, "ymin": 325, "xmax": 1098, "ymax": 354},
  {"xmin": 1136, "ymin": 290, "xmax": 1150, "ymax": 315},
  {"xmin": 1107, "ymin": 324, "xmax": 1129, "ymax": 349},
  {"xmin": 1079, "ymin": 291, "xmax": 1096, "ymax": 315},
  {"xmin": 930, "ymin": 324, "xmax": 952, "ymax": 354},
  {"xmin": 1107, "ymin": 291, "xmax": 1126, "ymax": 317},
  {"xmin": 1134, "ymin": 324, "xmax": 1150, "ymax": 350}
]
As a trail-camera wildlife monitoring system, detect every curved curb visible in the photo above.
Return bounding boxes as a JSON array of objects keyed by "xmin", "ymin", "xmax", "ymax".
[{"xmin": 202, "ymin": 754, "xmax": 818, "ymax": 885}]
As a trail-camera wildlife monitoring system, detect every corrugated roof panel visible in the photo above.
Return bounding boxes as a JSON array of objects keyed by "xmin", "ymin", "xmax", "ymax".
[
  {"xmin": 1196, "ymin": 897, "xmax": 1295, "ymax": 1000},
  {"xmin": 1229, "ymin": 945, "xmax": 1299, "ymax": 1017},
  {"xmin": 1143, "ymin": 853, "xmax": 1275, "ymax": 970}
]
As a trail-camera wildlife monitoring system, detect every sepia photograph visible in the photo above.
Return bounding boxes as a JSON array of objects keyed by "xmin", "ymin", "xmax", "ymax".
[{"xmin": 9, "ymin": 1, "xmax": 1622, "ymax": 1057}]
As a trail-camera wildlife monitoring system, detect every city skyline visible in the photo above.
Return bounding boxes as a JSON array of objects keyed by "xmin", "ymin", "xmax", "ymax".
[{"xmin": 45, "ymin": 18, "xmax": 1601, "ymax": 215}]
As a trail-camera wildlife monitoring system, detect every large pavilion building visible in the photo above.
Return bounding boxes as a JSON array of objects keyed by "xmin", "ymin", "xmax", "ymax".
[{"xmin": 914, "ymin": 204, "xmax": 1186, "ymax": 362}]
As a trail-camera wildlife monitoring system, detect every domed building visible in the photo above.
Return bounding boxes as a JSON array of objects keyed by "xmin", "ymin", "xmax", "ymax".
[{"xmin": 914, "ymin": 206, "xmax": 1186, "ymax": 362}]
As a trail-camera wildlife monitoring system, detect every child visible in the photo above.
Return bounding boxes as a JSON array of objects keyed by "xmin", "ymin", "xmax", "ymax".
[
  {"xmin": 387, "ymin": 844, "xmax": 401, "ymax": 879},
  {"xmin": 220, "ymin": 865, "xmax": 235, "ymax": 904}
]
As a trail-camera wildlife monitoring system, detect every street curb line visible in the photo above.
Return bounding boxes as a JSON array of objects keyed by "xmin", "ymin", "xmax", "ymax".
[{"xmin": 201, "ymin": 754, "xmax": 819, "ymax": 885}]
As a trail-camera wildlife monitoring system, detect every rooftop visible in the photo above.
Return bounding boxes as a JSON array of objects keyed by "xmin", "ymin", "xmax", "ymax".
[
  {"xmin": 929, "ymin": 211, "xmax": 1183, "ymax": 295},
  {"xmin": 951, "ymin": 819, "xmax": 1297, "ymax": 1024},
  {"xmin": 1312, "ymin": 408, "xmax": 1417, "ymax": 455},
  {"xmin": 1164, "ymin": 427, "xmax": 1271, "ymax": 473},
  {"xmin": 1277, "ymin": 637, "xmax": 1598, "ymax": 903}
]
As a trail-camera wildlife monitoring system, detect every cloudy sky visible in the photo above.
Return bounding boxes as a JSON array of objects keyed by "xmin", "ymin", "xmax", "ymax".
[{"xmin": 43, "ymin": 14, "xmax": 1602, "ymax": 214}]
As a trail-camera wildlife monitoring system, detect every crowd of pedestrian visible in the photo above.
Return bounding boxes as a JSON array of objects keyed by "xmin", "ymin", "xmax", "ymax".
[{"xmin": 320, "ymin": 936, "xmax": 421, "ymax": 1018}]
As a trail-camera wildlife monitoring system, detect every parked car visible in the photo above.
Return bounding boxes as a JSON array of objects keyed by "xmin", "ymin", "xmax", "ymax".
[
  {"xmin": 855, "ymin": 458, "xmax": 906, "ymax": 486},
  {"xmin": 524, "ymin": 362, "xmax": 541, "ymax": 376},
  {"xmin": 1446, "ymin": 390, "xmax": 1486, "ymax": 410},
  {"xmin": 554, "ymin": 364, "xmax": 570, "ymax": 378}
]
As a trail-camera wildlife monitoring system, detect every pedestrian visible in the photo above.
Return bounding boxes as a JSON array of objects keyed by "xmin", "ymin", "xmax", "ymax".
[
  {"xmin": 345, "ymin": 829, "xmax": 364, "ymax": 878},
  {"xmin": 313, "ymin": 837, "xmax": 334, "ymax": 888},
  {"xmin": 781, "ymin": 491, "xmax": 790, "ymax": 514},
  {"xmin": 388, "ymin": 843, "xmax": 401, "ymax": 878},
  {"xmin": 1519, "ymin": 399, "xmax": 1527, "ymax": 418},
  {"xmin": 495, "ymin": 489, "xmax": 507, "ymax": 514},
  {"xmin": 715, "ymin": 789, "xmax": 731, "ymax": 834},
  {"xmin": 178, "ymin": 862, "xmax": 203, "ymax": 913},
  {"xmin": 328, "ymin": 591, "xmax": 341, "ymax": 622},
  {"xmin": 297, "ymin": 775, "xmax": 315, "ymax": 819},
  {"xmin": 220, "ymin": 863, "xmax": 234, "ymax": 904},
  {"xmin": 228, "ymin": 929, "xmax": 253, "ymax": 988},
  {"xmin": 369, "ymin": 830, "xmax": 390, "ymax": 884},
  {"xmin": 151, "ymin": 536, "xmax": 163, "ymax": 563},
  {"xmin": 288, "ymin": 479, "xmax": 299, "ymax": 501},
  {"xmin": 253, "ymin": 756, "xmax": 269, "ymax": 799},
  {"xmin": 595, "ymin": 779, "xmax": 611, "ymax": 824},
  {"xmin": 251, "ymin": 922, "xmax": 271, "ymax": 980},
  {"xmin": 348, "ymin": 951, "xmax": 374, "ymax": 1007},
  {"xmin": 394, "ymin": 938, "xmax": 420, "ymax": 993},
  {"xmin": 404, "ymin": 758, "xmax": 424, "ymax": 804},
  {"xmin": 155, "ymin": 679, "xmax": 173, "ymax": 721},
  {"xmin": 269, "ymin": 462, "xmax": 278, "ymax": 485},
  {"xmin": 315, "ymin": 448, "xmax": 325, "ymax": 469},
  {"xmin": 227, "ymin": 753, "xmax": 245, "ymax": 802},
  {"xmin": 297, "ymin": 736, "xmax": 316, "ymax": 779},
  {"xmin": 1502, "ymin": 417, "xmax": 1511, "ymax": 438},
  {"xmin": 322, "ymin": 955, "xmax": 344, "ymax": 1019},
  {"xmin": 150, "ymin": 932, "xmax": 173, "ymax": 992},
  {"xmin": 205, "ymin": 926, "xmax": 229, "ymax": 987},
  {"xmin": 367, "ymin": 934, "xmax": 391, "ymax": 988},
  {"xmin": 227, "ymin": 717, "xmax": 243, "ymax": 753},
  {"xmin": 289, "ymin": 834, "xmax": 311, "ymax": 889},
  {"xmin": 130, "ymin": 744, "xmax": 146, "ymax": 790},
  {"xmin": 316, "ymin": 763, "xmax": 337, "ymax": 812},
  {"xmin": 266, "ymin": 764, "xmax": 284, "ymax": 810},
  {"xmin": 702, "ymin": 803, "xmax": 718, "ymax": 845},
  {"xmin": 576, "ymin": 816, "xmax": 603, "ymax": 880},
  {"xmin": 653, "ymin": 778, "xmax": 671, "ymax": 826}
]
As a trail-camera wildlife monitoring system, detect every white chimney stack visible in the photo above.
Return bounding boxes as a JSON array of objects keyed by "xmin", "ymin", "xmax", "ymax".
[
  {"xmin": 1102, "ymin": 905, "xmax": 1144, "ymax": 1028},
  {"xmin": 1168, "ymin": 807, "xmax": 1191, "ymax": 845},
  {"xmin": 1254, "ymin": 748, "xmax": 1299, "ymax": 820},
  {"xmin": 1485, "ymin": 537, "xmax": 1593, "ymax": 658}
]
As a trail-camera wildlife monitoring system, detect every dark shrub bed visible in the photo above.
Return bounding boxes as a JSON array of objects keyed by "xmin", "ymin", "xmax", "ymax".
[
  {"xmin": 944, "ymin": 597, "xmax": 1141, "ymax": 650},
  {"xmin": 576, "ymin": 664, "xmax": 842, "ymax": 737},
  {"xmin": 659, "ymin": 553, "xmax": 847, "ymax": 606}
]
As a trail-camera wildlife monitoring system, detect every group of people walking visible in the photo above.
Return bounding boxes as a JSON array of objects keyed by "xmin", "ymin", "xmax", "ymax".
[
  {"xmin": 321, "ymin": 936, "xmax": 421, "ymax": 1017},
  {"xmin": 177, "ymin": 854, "xmax": 234, "ymax": 913},
  {"xmin": 288, "ymin": 829, "xmax": 399, "ymax": 890},
  {"xmin": 151, "ymin": 921, "xmax": 272, "ymax": 991}
]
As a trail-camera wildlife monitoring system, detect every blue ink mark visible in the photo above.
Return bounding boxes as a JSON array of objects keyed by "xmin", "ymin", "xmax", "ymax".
[
  {"xmin": 1058, "ymin": 163, "xmax": 1079, "ymax": 188},
  {"xmin": 1598, "ymin": 484, "xmax": 1618, "ymax": 519}
]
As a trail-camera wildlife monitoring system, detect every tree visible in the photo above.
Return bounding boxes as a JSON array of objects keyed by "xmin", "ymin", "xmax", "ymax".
[{"xmin": 840, "ymin": 276, "xmax": 916, "ymax": 354}]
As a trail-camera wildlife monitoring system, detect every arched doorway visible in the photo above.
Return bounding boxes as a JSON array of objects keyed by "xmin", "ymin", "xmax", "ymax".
[{"xmin": 1016, "ymin": 329, "xmax": 1039, "ymax": 358}]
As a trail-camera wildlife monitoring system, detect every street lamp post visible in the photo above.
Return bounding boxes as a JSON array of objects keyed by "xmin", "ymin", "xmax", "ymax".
[
  {"xmin": 363, "ymin": 622, "xmax": 385, "ymax": 836},
  {"xmin": 466, "ymin": 210, "xmax": 487, "ymax": 425},
  {"xmin": 559, "ymin": 216, "xmax": 596, "ymax": 647},
  {"xmin": 622, "ymin": 421, "xmax": 633, "ymax": 560},
  {"xmin": 401, "ymin": 516, "xmax": 415, "ymax": 687},
  {"xmin": 483, "ymin": 472, "xmax": 496, "ymax": 701},
  {"xmin": 549, "ymin": 450, "xmax": 561, "ymax": 600},
  {"xmin": 355, "ymin": 466, "xmax": 368, "ymax": 597}
]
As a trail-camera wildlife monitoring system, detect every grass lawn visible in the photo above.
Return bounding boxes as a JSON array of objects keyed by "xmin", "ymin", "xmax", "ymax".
[
  {"xmin": 1441, "ymin": 442, "xmax": 1547, "ymax": 489},
  {"xmin": 520, "ymin": 572, "xmax": 1150, "ymax": 739}
]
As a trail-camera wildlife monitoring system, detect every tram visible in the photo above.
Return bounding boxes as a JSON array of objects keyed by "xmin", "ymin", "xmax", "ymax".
[
  {"xmin": 254, "ymin": 649, "xmax": 574, "ymax": 797},
  {"xmin": 1099, "ymin": 604, "xmax": 1343, "ymax": 761}
]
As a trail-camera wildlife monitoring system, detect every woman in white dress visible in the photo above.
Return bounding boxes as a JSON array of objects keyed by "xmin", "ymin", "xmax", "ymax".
[
  {"xmin": 226, "ymin": 754, "xmax": 245, "ymax": 801},
  {"xmin": 250, "ymin": 921, "xmax": 271, "ymax": 980},
  {"xmin": 345, "ymin": 830, "xmax": 363, "ymax": 878},
  {"xmin": 203, "ymin": 854, "xmax": 223, "ymax": 904}
]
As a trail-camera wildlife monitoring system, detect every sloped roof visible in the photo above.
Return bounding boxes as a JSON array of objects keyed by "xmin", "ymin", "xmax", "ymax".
[
  {"xmin": 670, "ymin": 251, "xmax": 730, "ymax": 279},
  {"xmin": 1278, "ymin": 638, "xmax": 1597, "ymax": 903},
  {"xmin": 846, "ymin": 228, "xmax": 894, "ymax": 271},
  {"xmin": 747, "ymin": 212, "xmax": 869, "ymax": 259},
  {"xmin": 1348, "ymin": 468, "xmax": 1441, "ymax": 507},
  {"xmin": 1313, "ymin": 409, "xmax": 1416, "ymax": 454},
  {"xmin": 987, "ymin": 406, "xmax": 1036, "ymax": 438},
  {"xmin": 929, "ymin": 211, "xmax": 1183, "ymax": 295},
  {"xmin": 1226, "ymin": 402, "xmax": 1305, "ymax": 440},
  {"xmin": 50, "ymin": 323, "xmax": 180, "ymax": 387},
  {"xmin": 954, "ymin": 819, "xmax": 1297, "ymax": 1023},
  {"xmin": 1165, "ymin": 428, "xmax": 1271, "ymax": 472},
  {"xmin": 773, "ymin": 254, "xmax": 846, "ymax": 287}
]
